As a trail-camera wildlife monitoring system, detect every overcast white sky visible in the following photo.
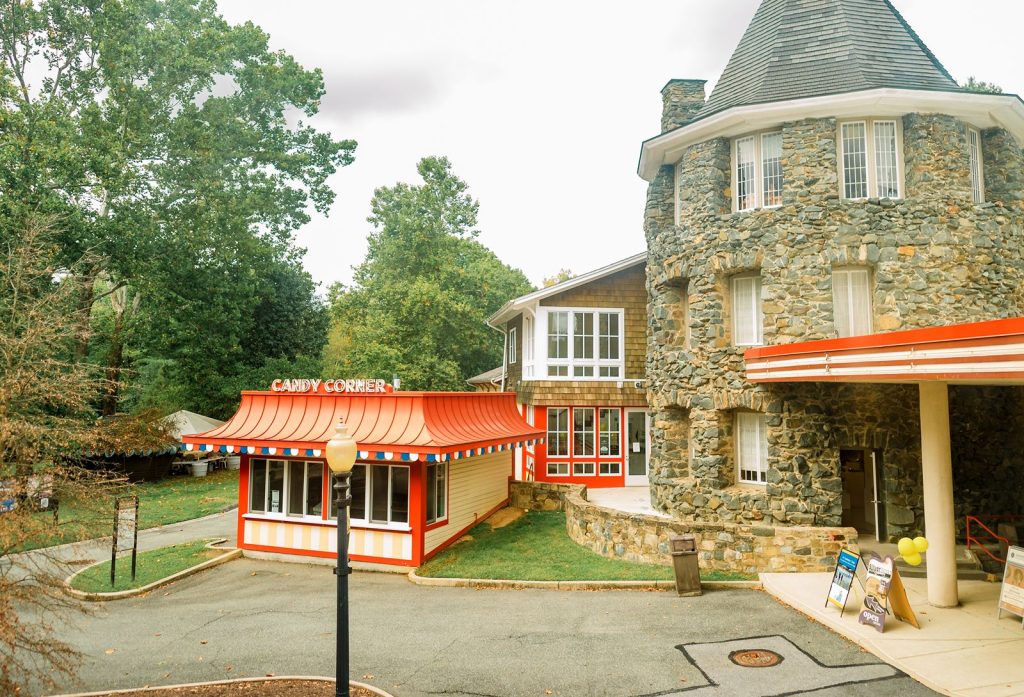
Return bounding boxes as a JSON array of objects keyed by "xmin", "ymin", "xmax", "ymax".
[{"xmin": 216, "ymin": 0, "xmax": 1024, "ymax": 292}]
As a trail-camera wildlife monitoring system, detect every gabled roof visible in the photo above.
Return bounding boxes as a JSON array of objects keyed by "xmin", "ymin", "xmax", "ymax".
[
  {"xmin": 467, "ymin": 367, "xmax": 504, "ymax": 385},
  {"xmin": 180, "ymin": 391, "xmax": 544, "ymax": 460},
  {"xmin": 696, "ymin": 0, "xmax": 958, "ymax": 120},
  {"xmin": 163, "ymin": 410, "xmax": 224, "ymax": 441},
  {"xmin": 488, "ymin": 252, "xmax": 646, "ymax": 326}
]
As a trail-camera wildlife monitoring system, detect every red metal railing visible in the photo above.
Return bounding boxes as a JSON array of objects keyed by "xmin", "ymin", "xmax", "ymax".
[{"xmin": 965, "ymin": 515, "xmax": 1023, "ymax": 564}]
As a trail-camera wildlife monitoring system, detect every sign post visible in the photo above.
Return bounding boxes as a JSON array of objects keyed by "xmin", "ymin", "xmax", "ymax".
[
  {"xmin": 826, "ymin": 549, "xmax": 861, "ymax": 616},
  {"xmin": 998, "ymin": 545, "xmax": 1024, "ymax": 626},
  {"xmin": 111, "ymin": 496, "xmax": 139, "ymax": 587}
]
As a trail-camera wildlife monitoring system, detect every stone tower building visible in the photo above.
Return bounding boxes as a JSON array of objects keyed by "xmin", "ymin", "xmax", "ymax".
[{"xmin": 639, "ymin": 0, "xmax": 1024, "ymax": 544}]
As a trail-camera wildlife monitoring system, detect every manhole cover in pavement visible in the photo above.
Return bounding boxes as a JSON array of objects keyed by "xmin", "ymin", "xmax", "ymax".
[{"xmin": 728, "ymin": 649, "xmax": 784, "ymax": 668}]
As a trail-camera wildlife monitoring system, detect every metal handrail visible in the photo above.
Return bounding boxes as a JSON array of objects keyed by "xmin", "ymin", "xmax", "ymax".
[{"xmin": 965, "ymin": 515, "xmax": 1023, "ymax": 564}]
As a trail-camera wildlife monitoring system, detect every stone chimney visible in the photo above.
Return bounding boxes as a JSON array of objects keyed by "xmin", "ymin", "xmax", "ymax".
[{"xmin": 661, "ymin": 79, "xmax": 707, "ymax": 132}]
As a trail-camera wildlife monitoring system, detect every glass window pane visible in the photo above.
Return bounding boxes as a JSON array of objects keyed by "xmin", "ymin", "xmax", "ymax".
[
  {"xmin": 762, "ymin": 132, "xmax": 783, "ymax": 206},
  {"xmin": 370, "ymin": 465, "xmax": 389, "ymax": 523},
  {"xmin": 574, "ymin": 408, "xmax": 595, "ymax": 456},
  {"xmin": 599, "ymin": 312, "xmax": 620, "ymax": 360},
  {"xmin": 306, "ymin": 462, "xmax": 323, "ymax": 517},
  {"xmin": 391, "ymin": 467, "xmax": 409, "ymax": 524},
  {"xmin": 426, "ymin": 464, "xmax": 437, "ymax": 523},
  {"xmin": 287, "ymin": 460, "xmax": 304, "ymax": 517},
  {"xmin": 969, "ymin": 129, "xmax": 983, "ymax": 203},
  {"xmin": 873, "ymin": 121, "xmax": 899, "ymax": 198},
  {"xmin": 737, "ymin": 413, "xmax": 768, "ymax": 484},
  {"xmin": 349, "ymin": 465, "xmax": 366, "ymax": 520},
  {"xmin": 249, "ymin": 460, "xmax": 266, "ymax": 513},
  {"xmin": 267, "ymin": 461, "xmax": 285, "ymax": 514},
  {"xmin": 849, "ymin": 269, "xmax": 872, "ymax": 336},
  {"xmin": 842, "ymin": 123, "xmax": 868, "ymax": 199},
  {"xmin": 547, "ymin": 408, "xmax": 568, "ymax": 456},
  {"xmin": 735, "ymin": 136, "xmax": 756, "ymax": 210},
  {"xmin": 732, "ymin": 275, "xmax": 762, "ymax": 345},
  {"xmin": 548, "ymin": 312, "xmax": 568, "ymax": 360},
  {"xmin": 832, "ymin": 269, "xmax": 852, "ymax": 337},
  {"xmin": 600, "ymin": 408, "xmax": 621, "ymax": 457},
  {"xmin": 436, "ymin": 464, "xmax": 446, "ymax": 518},
  {"xmin": 573, "ymin": 312, "xmax": 594, "ymax": 359}
]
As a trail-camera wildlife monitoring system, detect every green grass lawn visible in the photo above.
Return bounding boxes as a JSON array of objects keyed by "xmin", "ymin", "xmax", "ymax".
[
  {"xmin": 418, "ymin": 510, "xmax": 753, "ymax": 582},
  {"xmin": 70, "ymin": 538, "xmax": 224, "ymax": 593},
  {"xmin": 20, "ymin": 468, "xmax": 239, "ymax": 552}
]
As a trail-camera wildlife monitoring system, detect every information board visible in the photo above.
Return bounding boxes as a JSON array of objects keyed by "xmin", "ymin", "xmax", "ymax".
[
  {"xmin": 116, "ymin": 503, "xmax": 137, "ymax": 553},
  {"xmin": 827, "ymin": 549, "xmax": 860, "ymax": 616},
  {"xmin": 998, "ymin": 545, "xmax": 1024, "ymax": 623}
]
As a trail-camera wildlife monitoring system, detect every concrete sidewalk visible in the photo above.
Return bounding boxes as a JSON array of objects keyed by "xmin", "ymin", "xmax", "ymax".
[{"xmin": 763, "ymin": 572, "xmax": 1024, "ymax": 697}]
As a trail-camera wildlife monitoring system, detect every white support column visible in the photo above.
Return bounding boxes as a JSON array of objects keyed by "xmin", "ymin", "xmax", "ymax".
[{"xmin": 919, "ymin": 382, "xmax": 958, "ymax": 607}]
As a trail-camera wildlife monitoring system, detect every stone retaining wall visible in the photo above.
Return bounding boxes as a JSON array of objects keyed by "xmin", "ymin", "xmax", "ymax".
[
  {"xmin": 509, "ymin": 481, "xmax": 583, "ymax": 511},
  {"xmin": 564, "ymin": 489, "xmax": 857, "ymax": 573}
]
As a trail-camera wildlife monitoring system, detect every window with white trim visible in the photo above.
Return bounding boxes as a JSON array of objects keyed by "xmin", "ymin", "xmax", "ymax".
[
  {"xmin": 573, "ymin": 408, "xmax": 595, "ymax": 456},
  {"xmin": 250, "ymin": 459, "xmax": 323, "ymax": 518},
  {"xmin": 734, "ymin": 132, "xmax": 783, "ymax": 211},
  {"xmin": 523, "ymin": 316, "xmax": 534, "ymax": 377},
  {"xmin": 543, "ymin": 308, "xmax": 624, "ymax": 379},
  {"xmin": 573, "ymin": 462, "xmax": 595, "ymax": 476},
  {"xmin": 508, "ymin": 327, "xmax": 517, "ymax": 364},
  {"xmin": 547, "ymin": 407, "xmax": 569, "ymax": 456},
  {"xmin": 330, "ymin": 463, "xmax": 409, "ymax": 526},
  {"xmin": 599, "ymin": 408, "xmax": 620, "ymax": 457},
  {"xmin": 599, "ymin": 461, "xmax": 621, "ymax": 476},
  {"xmin": 735, "ymin": 412, "xmax": 768, "ymax": 485},
  {"xmin": 731, "ymin": 274, "xmax": 763, "ymax": 346},
  {"xmin": 547, "ymin": 461, "xmax": 569, "ymax": 476},
  {"xmin": 426, "ymin": 462, "xmax": 447, "ymax": 525},
  {"xmin": 840, "ymin": 120, "xmax": 902, "ymax": 200},
  {"xmin": 968, "ymin": 127, "xmax": 984, "ymax": 204},
  {"xmin": 832, "ymin": 268, "xmax": 872, "ymax": 337}
]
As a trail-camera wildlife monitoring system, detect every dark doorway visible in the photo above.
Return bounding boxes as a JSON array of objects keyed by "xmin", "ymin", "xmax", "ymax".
[{"xmin": 841, "ymin": 449, "xmax": 886, "ymax": 541}]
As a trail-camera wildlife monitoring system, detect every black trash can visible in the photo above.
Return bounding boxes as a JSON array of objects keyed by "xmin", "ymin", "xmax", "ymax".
[{"xmin": 669, "ymin": 534, "xmax": 701, "ymax": 596}]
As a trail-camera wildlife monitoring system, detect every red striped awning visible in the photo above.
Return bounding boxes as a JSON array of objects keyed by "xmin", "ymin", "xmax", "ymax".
[
  {"xmin": 180, "ymin": 391, "xmax": 544, "ymax": 461},
  {"xmin": 745, "ymin": 317, "xmax": 1024, "ymax": 385}
]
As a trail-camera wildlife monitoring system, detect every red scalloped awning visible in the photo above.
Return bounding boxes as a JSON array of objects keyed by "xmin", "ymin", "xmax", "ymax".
[{"xmin": 180, "ymin": 391, "xmax": 544, "ymax": 459}]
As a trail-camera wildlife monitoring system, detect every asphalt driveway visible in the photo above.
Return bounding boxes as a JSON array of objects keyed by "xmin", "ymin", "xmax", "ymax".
[{"xmin": 47, "ymin": 557, "xmax": 939, "ymax": 697}]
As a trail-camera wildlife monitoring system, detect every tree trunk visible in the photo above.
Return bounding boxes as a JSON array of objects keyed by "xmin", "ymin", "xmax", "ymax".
[
  {"xmin": 101, "ymin": 314, "xmax": 125, "ymax": 416},
  {"xmin": 73, "ymin": 266, "xmax": 99, "ymax": 362}
]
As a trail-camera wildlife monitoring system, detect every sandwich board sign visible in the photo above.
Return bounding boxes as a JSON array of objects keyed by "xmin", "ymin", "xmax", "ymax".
[
  {"xmin": 826, "ymin": 549, "xmax": 860, "ymax": 616},
  {"xmin": 998, "ymin": 545, "xmax": 1024, "ymax": 626},
  {"xmin": 857, "ymin": 553, "xmax": 919, "ymax": 632}
]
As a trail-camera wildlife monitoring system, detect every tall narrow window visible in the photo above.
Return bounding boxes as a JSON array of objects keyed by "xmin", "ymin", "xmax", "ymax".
[
  {"xmin": 731, "ymin": 274, "xmax": 763, "ymax": 346},
  {"xmin": 547, "ymin": 311, "xmax": 568, "ymax": 376},
  {"xmin": 547, "ymin": 408, "xmax": 569, "ymax": 457},
  {"xmin": 840, "ymin": 120, "xmax": 902, "ymax": 200},
  {"xmin": 736, "ymin": 412, "xmax": 768, "ymax": 484},
  {"xmin": 761, "ymin": 132, "xmax": 783, "ymax": 206},
  {"xmin": 598, "ymin": 312, "xmax": 620, "ymax": 377},
  {"xmin": 968, "ymin": 128, "xmax": 984, "ymax": 203},
  {"xmin": 572, "ymin": 313, "xmax": 594, "ymax": 376},
  {"xmin": 508, "ymin": 327, "xmax": 517, "ymax": 364},
  {"xmin": 832, "ymin": 268, "xmax": 872, "ymax": 337},
  {"xmin": 426, "ymin": 462, "xmax": 447, "ymax": 524},
  {"xmin": 841, "ymin": 122, "xmax": 869, "ymax": 199},
  {"xmin": 573, "ymin": 408, "xmax": 595, "ymax": 456},
  {"xmin": 735, "ymin": 136, "xmax": 756, "ymax": 211},
  {"xmin": 599, "ymin": 408, "xmax": 621, "ymax": 457}
]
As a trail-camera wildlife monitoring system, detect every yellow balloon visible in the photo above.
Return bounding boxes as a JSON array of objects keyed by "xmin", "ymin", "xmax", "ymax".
[
  {"xmin": 903, "ymin": 552, "xmax": 923, "ymax": 567},
  {"xmin": 913, "ymin": 536, "xmax": 929, "ymax": 553},
  {"xmin": 897, "ymin": 537, "xmax": 916, "ymax": 556}
]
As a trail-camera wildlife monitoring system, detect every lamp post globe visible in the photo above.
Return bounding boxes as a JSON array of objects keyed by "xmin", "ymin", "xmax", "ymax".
[{"xmin": 326, "ymin": 419, "xmax": 357, "ymax": 697}]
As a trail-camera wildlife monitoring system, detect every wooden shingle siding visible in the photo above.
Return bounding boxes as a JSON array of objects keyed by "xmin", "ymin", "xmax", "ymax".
[
  {"xmin": 505, "ymin": 314, "xmax": 523, "ymax": 388},
  {"xmin": 424, "ymin": 451, "xmax": 511, "ymax": 555}
]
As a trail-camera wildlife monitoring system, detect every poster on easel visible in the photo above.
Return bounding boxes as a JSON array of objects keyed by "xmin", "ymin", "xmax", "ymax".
[
  {"xmin": 998, "ymin": 545, "xmax": 1024, "ymax": 625},
  {"xmin": 858, "ymin": 554, "xmax": 893, "ymax": 632},
  {"xmin": 826, "ymin": 549, "xmax": 861, "ymax": 616}
]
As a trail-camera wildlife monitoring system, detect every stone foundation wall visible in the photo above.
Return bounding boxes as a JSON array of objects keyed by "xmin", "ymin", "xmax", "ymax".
[
  {"xmin": 509, "ymin": 481, "xmax": 583, "ymax": 511},
  {"xmin": 564, "ymin": 489, "xmax": 857, "ymax": 573}
]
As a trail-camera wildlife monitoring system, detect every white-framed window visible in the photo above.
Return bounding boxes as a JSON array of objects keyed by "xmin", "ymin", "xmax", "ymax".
[
  {"xmin": 426, "ymin": 462, "xmax": 447, "ymax": 525},
  {"xmin": 523, "ymin": 316, "xmax": 534, "ymax": 377},
  {"xmin": 735, "ymin": 412, "xmax": 768, "ymax": 485},
  {"xmin": 547, "ymin": 461, "xmax": 569, "ymax": 477},
  {"xmin": 249, "ymin": 459, "xmax": 323, "ymax": 518},
  {"xmin": 734, "ymin": 132, "xmax": 783, "ymax": 211},
  {"xmin": 547, "ymin": 407, "xmax": 569, "ymax": 456},
  {"xmin": 839, "ymin": 120, "xmax": 902, "ymax": 200},
  {"xmin": 731, "ymin": 273, "xmax": 763, "ymax": 346},
  {"xmin": 543, "ymin": 308, "xmax": 624, "ymax": 379},
  {"xmin": 598, "ymin": 408, "xmax": 621, "ymax": 457},
  {"xmin": 573, "ymin": 408, "xmax": 595, "ymax": 456},
  {"xmin": 508, "ymin": 327, "xmax": 517, "ymax": 364},
  {"xmin": 968, "ymin": 127, "xmax": 984, "ymax": 204},
  {"xmin": 832, "ymin": 267, "xmax": 872, "ymax": 337},
  {"xmin": 572, "ymin": 462, "xmax": 595, "ymax": 476},
  {"xmin": 331, "ymin": 463, "xmax": 409, "ymax": 527},
  {"xmin": 599, "ymin": 461, "xmax": 621, "ymax": 476}
]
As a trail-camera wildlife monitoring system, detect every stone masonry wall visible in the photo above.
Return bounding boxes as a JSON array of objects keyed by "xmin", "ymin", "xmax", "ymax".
[
  {"xmin": 509, "ymin": 480, "xmax": 583, "ymax": 511},
  {"xmin": 646, "ymin": 113, "xmax": 1024, "ymax": 543},
  {"xmin": 564, "ymin": 488, "xmax": 857, "ymax": 573}
]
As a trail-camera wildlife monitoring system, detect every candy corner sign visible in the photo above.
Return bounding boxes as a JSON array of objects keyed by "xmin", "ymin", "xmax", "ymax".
[{"xmin": 269, "ymin": 378, "xmax": 391, "ymax": 394}]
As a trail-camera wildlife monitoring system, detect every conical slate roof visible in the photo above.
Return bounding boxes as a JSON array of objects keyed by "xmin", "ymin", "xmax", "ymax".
[{"xmin": 698, "ymin": 0, "xmax": 959, "ymax": 119}]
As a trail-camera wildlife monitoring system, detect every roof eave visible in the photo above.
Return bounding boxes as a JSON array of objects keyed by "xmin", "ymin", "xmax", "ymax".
[{"xmin": 638, "ymin": 88, "xmax": 1024, "ymax": 181}]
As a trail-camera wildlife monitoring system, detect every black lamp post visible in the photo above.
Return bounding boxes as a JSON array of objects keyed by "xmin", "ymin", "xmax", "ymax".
[{"xmin": 326, "ymin": 420, "xmax": 357, "ymax": 697}]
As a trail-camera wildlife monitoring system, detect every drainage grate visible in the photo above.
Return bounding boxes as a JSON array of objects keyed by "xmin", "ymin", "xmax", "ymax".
[{"xmin": 728, "ymin": 649, "xmax": 784, "ymax": 668}]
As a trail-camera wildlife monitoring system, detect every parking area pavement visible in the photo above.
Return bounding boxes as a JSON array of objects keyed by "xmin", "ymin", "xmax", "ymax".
[{"xmin": 47, "ymin": 557, "xmax": 940, "ymax": 697}]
